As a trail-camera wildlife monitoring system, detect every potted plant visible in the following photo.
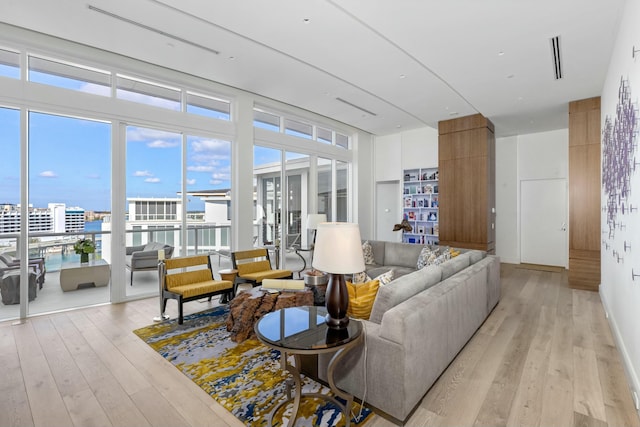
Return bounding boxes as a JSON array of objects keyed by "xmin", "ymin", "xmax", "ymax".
[{"xmin": 73, "ymin": 238, "xmax": 95, "ymax": 264}]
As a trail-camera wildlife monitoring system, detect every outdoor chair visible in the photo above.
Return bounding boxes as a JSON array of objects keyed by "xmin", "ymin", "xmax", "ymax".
[
  {"xmin": 0, "ymin": 253, "xmax": 46, "ymax": 288},
  {"xmin": 0, "ymin": 270, "xmax": 38, "ymax": 304},
  {"xmin": 126, "ymin": 242, "xmax": 174, "ymax": 285}
]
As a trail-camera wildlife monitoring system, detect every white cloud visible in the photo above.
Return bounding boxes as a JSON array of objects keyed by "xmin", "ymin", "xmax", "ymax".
[
  {"xmin": 144, "ymin": 177, "xmax": 161, "ymax": 183},
  {"xmin": 187, "ymin": 165, "xmax": 214, "ymax": 172},
  {"xmin": 133, "ymin": 170, "xmax": 153, "ymax": 177},
  {"xmin": 39, "ymin": 171, "xmax": 57, "ymax": 178},
  {"xmin": 209, "ymin": 179, "xmax": 224, "ymax": 185},
  {"xmin": 211, "ymin": 171, "xmax": 231, "ymax": 181},
  {"xmin": 187, "ymin": 178, "xmax": 196, "ymax": 185},
  {"xmin": 126, "ymin": 126, "xmax": 180, "ymax": 143},
  {"xmin": 147, "ymin": 139, "xmax": 179, "ymax": 148},
  {"xmin": 86, "ymin": 174, "xmax": 101, "ymax": 179}
]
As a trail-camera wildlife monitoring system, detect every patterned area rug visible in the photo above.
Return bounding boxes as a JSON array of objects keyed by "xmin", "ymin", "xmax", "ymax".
[{"xmin": 133, "ymin": 306, "xmax": 373, "ymax": 427}]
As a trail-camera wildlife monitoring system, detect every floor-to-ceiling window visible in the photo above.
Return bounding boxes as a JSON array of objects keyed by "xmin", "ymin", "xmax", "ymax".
[
  {"xmin": 186, "ymin": 135, "xmax": 232, "ymax": 255},
  {"xmin": 0, "ymin": 28, "xmax": 359, "ymax": 321},
  {"xmin": 125, "ymin": 126, "xmax": 180, "ymax": 296},
  {"xmin": 28, "ymin": 112, "xmax": 111, "ymax": 315}
]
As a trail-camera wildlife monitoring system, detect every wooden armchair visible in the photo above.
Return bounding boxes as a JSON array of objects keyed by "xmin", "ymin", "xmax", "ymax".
[
  {"xmin": 231, "ymin": 248, "xmax": 293, "ymax": 289},
  {"xmin": 160, "ymin": 255, "xmax": 234, "ymax": 324}
]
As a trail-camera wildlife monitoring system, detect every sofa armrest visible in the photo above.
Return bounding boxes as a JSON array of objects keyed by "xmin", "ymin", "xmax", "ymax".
[{"xmin": 319, "ymin": 321, "xmax": 409, "ymax": 421}]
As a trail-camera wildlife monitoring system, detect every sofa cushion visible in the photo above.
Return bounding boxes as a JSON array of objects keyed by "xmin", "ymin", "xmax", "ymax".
[
  {"xmin": 467, "ymin": 250, "xmax": 487, "ymax": 264},
  {"xmin": 369, "ymin": 240, "xmax": 386, "ymax": 266},
  {"xmin": 439, "ymin": 252, "xmax": 471, "ymax": 280},
  {"xmin": 373, "ymin": 269, "xmax": 394, "ymax": 286},
  {"xmin": 143, "ymin": 242, "xmax": 166, "ymax": 251},
  {"xmin": 384, "ymin": 242, "xmax": 424, "ymax": 269},
  {"xmin": 347, "ymin": 279, "xmax": 380, "ymax": 320},
  {"xmin": 369, "ymin": 265, "xmax": 443, "ymax": 324},
  {"xmin": 362, "ymin": 241, "xmax": 375, "ymax": 265}
]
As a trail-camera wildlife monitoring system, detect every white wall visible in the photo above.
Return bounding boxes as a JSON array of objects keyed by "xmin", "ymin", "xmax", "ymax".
[
  {"xmin": 376, "ymin": 125, "xmax": 568, "ymax": 263},
  {"xmin": 494, "ymin": 130, "xmax": 568, "ymax": 264},
  {"xmin": 495, "ymin": 136, "xmax": 519, "ymax": 263},
  {"xmin": 373, "ymin": 127, "xmax": 438, "ymax": 241},
  {"xmin": 600, "ymin": 0, "xmax": 640, "ymax": 409}
]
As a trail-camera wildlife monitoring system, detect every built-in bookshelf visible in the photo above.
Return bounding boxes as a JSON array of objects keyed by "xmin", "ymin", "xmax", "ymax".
[{"xmin": 403, "ymin": 167, "xmax": 439, "ymax": 245}]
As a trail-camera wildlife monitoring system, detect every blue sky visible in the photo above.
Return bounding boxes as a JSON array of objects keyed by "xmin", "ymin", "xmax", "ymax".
[
  {"xmin": 0, "ymin": 70, "xmax": 246, "ymax": 212},
  {"xmin": 0, "ymin": 67, "xmax": 309, "ymax": 213}
]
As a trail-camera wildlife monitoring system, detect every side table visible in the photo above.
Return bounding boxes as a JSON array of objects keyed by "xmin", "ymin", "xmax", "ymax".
[
  {"xmin": 255, "ymin": 306, "xmax": 363, "ymax": 427},
  {"xmin": 217, "ymin": 268, "xmax": 238, "ymax": 303}
]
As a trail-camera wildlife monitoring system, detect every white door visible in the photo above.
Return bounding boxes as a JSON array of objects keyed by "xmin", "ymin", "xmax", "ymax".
[
  {"xmin": 376, "ymin": 182, "xmax": 400, "ymax": 242},
  {"xmin": 521, "ymin": 179, "xmax": 568, "ymax": 267}
]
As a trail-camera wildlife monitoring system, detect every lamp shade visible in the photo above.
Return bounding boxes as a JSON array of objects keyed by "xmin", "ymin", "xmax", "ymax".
[
  {"xmin": 312, "ymin": 222, "xmax": 365, "ymax": 274},
  {"xmin": 307, "ymin": 214, "xmax": 327, "ymax": 230}
]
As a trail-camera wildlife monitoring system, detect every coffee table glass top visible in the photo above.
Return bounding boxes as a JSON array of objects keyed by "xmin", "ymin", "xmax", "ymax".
[{"xmin": 255, "ymin": 306, "xmax": 362, "ymax": 350}]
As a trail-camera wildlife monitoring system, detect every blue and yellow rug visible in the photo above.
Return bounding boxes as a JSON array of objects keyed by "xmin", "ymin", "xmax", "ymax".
[{"xmin": 133, "ymin": 306, "xmax": 373, "ymax": 427}]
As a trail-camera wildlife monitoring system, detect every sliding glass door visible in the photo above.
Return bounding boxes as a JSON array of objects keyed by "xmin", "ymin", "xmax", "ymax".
[{"xmin": 28, "ymin": 112, "xmax": 111, "ymax": 315}]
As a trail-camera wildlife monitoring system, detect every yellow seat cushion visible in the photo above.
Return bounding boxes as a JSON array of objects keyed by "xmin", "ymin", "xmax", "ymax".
[
  {"xmin": 239, "ymin": 269, "xmax": 293, "ymax": 283},
  {"xmin": 237, "ymin": 260, "xmax": 272, "ymax": 276},
  {"xmin": 168, "ymin": 279, "xmax": 233, "ymax": 299},
  {"xmin": 166, "ymin": 269, "xmax": 212, "ymax": 288},
  {"xmin": 346, "ymin": 279, "xmax": 380, "ymax": 320}
]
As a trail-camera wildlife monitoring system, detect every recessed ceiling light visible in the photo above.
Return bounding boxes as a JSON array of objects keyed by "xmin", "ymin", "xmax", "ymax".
[
  {"xmin": 507, "ymin": 74, "xmax": 515, "ymax": 79},
  {"xmin": 399, "ymin": 74, "xmax": 406, "ymax": 79},
  {"xmin": 303, "ymin": 18, "xmax": 311, "ymax": 24},
  {"xmin": 449, "ymin": 112, "xmax": 459, "ymax": 116},
  {"xmin": 228, "ymin": 56, "xmax": 236, "ymax": 60},
  {"xmin": 498, "ymin": 51, "xmax": 505, "ymax": 56}
]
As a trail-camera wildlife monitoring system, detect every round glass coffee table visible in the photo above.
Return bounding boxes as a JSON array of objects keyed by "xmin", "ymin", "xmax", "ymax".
[{"xmin": 255, "ymin": 306, "xmax": 363, "ymax": 427}]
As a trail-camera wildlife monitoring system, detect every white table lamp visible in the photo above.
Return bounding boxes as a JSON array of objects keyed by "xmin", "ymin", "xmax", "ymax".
[{"xmin": 312, "ymin": 222, "xmax": 364, "ymax": 329}]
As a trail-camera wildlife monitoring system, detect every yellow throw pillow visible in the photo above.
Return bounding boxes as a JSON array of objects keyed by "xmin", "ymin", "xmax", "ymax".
[{"xmin": 346, "ymin": 279, "xmax": 380, "ymax": 320}]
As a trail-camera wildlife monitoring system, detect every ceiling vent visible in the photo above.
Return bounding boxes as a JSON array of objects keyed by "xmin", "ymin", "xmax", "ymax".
[
  {"xmin": 87, "ymin": 5, "xmax": 219, "ymax": 55},
  {"xmin": 336, "ymin": 97, "xmax": 377, "ymax": 116},
  {"xmin": 550, "ymin": 36, "xmax": 563, "ymax": 80}
]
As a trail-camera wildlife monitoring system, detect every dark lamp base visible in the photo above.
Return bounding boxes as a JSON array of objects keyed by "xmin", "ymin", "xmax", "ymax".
[
  {"xmin": 324, "ymin": 273, "xmax": 350, "ymax": 329},
  {"xmin": 325, "ymin": 313, "xmax": 349, "ymax": 329}
]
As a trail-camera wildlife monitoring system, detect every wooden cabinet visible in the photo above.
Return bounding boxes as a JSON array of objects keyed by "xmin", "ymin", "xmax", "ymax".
[
  {"xmin": 438, "ymin": 114, "xmax": 495, "ymax": 252},
  {"xmin": 568, "ymin": 97, "xmax": 601, "ymax": 291}
]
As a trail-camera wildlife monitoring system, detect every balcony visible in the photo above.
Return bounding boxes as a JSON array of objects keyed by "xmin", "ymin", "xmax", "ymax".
[{"xmin": 0, "ymin": 226, "xmax": 312, "ymax": 322}]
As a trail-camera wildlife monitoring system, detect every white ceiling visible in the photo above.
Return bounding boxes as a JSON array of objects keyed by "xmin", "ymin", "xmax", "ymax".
[{"xmin": 1, "ymin": 0, "xmax": 625, "ymax": 137}]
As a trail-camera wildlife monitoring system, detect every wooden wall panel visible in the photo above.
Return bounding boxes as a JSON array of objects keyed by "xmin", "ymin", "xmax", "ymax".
[
  {"xmin": 438, "ymin": 114, "xmax": 495, "ymax": 252},
  {"xmin": 568, "ymin": 97, "xmax": 601, "ymax": 291}
]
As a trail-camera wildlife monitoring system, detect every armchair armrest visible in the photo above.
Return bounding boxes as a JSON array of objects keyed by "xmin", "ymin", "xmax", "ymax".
[
  {"xmin": 126, "ymin": 245, "xmax": 147, "ymax": 255},
  {"xmin": 131, "ymin": 250, "xmax": 162, "ymax": 260}
]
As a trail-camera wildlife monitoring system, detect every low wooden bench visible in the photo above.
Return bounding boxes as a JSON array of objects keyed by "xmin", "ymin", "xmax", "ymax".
[
  {"xmin": 231, "ymin": 248, "xmax": 293, "ymax": 290},
  {"xmin": 160, "ymin": 255, "xmax": 234, "ymax": 324}
]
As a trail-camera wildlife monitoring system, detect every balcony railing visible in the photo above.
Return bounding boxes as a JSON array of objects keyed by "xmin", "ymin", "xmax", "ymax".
[{"xmin": 0, "ymin": 224, "xmax": 311, "ymax": 322}]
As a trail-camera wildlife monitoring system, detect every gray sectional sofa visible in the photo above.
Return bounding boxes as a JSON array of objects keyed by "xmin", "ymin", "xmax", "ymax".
[
  {"xmin": 317, "ymin": 240, "xmax": 501, "ymax": 424},
  {"xmin": 362, "ymin": 240, "xmax": 427, "ymax": 279}
]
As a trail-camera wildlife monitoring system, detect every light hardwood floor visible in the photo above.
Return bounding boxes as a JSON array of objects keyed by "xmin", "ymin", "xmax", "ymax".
[{"xmin": 1, "ymin": 264, "xmax": 638, "ymax": 427}]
